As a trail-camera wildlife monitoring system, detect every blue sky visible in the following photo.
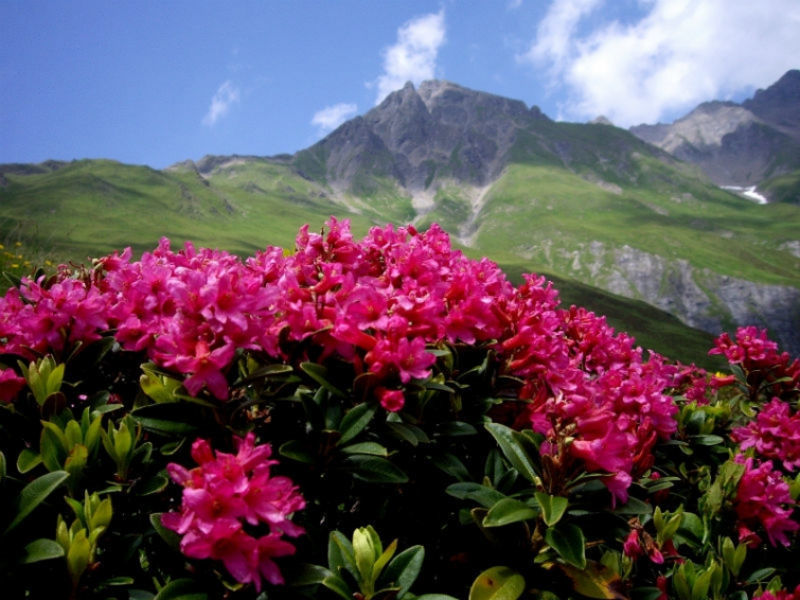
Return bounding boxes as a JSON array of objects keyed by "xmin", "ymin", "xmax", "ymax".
[{"xmin": 2, "ymin": 0, "xmax": 798, "ymax": 169}]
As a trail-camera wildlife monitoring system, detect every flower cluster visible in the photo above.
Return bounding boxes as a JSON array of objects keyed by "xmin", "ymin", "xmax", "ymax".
[
  {"xmin": 161, "ymin": 433, "xmax": 305, "ymax": 590},
  {"xmin": 732, "ymin": 398, "xmax": 800, "ymax": 472},
  {"xmin": 710, "ymin": 326, "xmax": 800, "ymax": 399},
  {"xmin": 0, "ymin": 219, "xmax": 682, "ymax": 503},
  {"xmin": 752, "ymin": 585, "xmax": 800, "ymax": 600},
  {"xmin": 505, "ymin": 298, "xmax": 679, "ymax": 503},
  {"xmin": 0, "ymin": 276, "xmax": 109, "ymax": 360},
  {"xmin": 733, "ymin": 455, "xmax": 799, "ymax": 548}
]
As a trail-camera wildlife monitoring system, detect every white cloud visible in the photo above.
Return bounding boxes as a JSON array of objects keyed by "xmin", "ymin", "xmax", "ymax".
[
  {"xmin": 522, "ymin": 0, "xmax": 800, "ymax": 126},
  {"xmin": 311, "ymin": 103, "xmax": 358, "ymax": 134},
  {"xmin": 373, "ymin": 10, "xmax": 446, "ymax": 105},
  {"xmin": 523, "ymin": 0, "xmax": 601, "ymax": 72},
  {"xmin": 202, "ymin": 81, "xmax": 240, "ymax": 127}
]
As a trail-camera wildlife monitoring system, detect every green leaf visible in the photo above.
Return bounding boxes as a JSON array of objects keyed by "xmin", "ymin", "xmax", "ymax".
[
  {"xmin": 153, "ymin": 578, "xmax": 209, "ymax": 600},
  {"xmin": 372, "ymin": 539, "xmax": 398, "ymax": 583},
  {"xmin": 482, "ymin": 498, "xmax": 538, "ymax": 527},
  {"xmin": 130, "ymin": 403, "xmax": 207, "ymax": 436},
  {"xmin": 5, "ymin": 470, "xmax": 69, "ymax": 533},
  {"xmin": 630, "ymin": 588, "xmax": 665, "ymax": 600},
  {"xmin": 689, "ymin": 434, "xmax": 725, "ymax": 446},
  {"xmin": 535, "ymin": 492, "xmax": 568, "ymax": 526},
  {"xmin": 139, "ymin": 473, "xmax": 169, "ymax": 496},
  {"xmin": 674, "ymin": 512, "xmax": 705, "ymax": 547},
  {"xmin": 559, "ymin": 562, "xmax": 626, "ymax": 599},
  {"xmin": 340, "ymin": 442, "xmax": 389, "ymax": 456},
  {"xmin": 139, "ymin": 368, "xmax": 183, "ymax": 403},
  {"xmin": 430, "ymin": 451, "xmax": 471, "ymax": 481},
  {"xmin": 545, "ymin": 523, "xmax": 587, "ymax": 569},
  {"xmin": 345, "ymin": 455, "xmax": 409, "ymax": 483},
  {"xmin": 64, "ymin": 444, "xmax": 88, "ymax": 480},
  {"xmin": 468, "ymin": 566, "xmax": 525, "ymax": 600},
  {"xmin": 240, "ymin": 362, "xmax": 294, "ymax": 383},
  {"xmin": 41, "ymin": 420, "xmax": 70, "ymax": 456},
  {"xmin": 101, "ymin": 576, "xmax": 136, "ymax": 586},
  {"xmin": 446, "ymin": 482, "xmax": 509, "ymax": 508},
  {"xmin": 301, "ymin": 362, "xmax": 346, "ymax": 397},
  {"xmin": 322, "ymin": 574, "xmax": 353, "ymax": 600},
  {"xmin": 338, "ymin": 403, "xmax": 377, "ymax": 445},
  {"xmin": 279, "ymin": 440, "xmax": 316, "ymax": 464},
  {"xmin": 0, "ymin": 450, "xmax": 5, "ymax": 478},
  {"xmin": 746, "ymin": 568, "xmax": 776, "ymax": 584},
  {"xmin": 22, "ymin": 538, "xmax": 65, "ymax": 563},
  {"xmin": 485, "ymin": 423, "xmax": 539, "ymax": 484},
  {"xmin": 424, "ymin": 380, "xmax": 455, "ymax": 393},
  {"xmin": 16, "ymin": 448, "xmax": 42, "ymax": 473},
  {"xmin": 289, "ymin": 563, "xmax": 333, "ymax": 586},
  {"xmin": 437, "ymin": 421, "xmax": 478, "ymax": 437},
  {"xmin": 386, "ymin": 421, "xmax": 430, "ymax": 446},
  {"xmin": 415, "ymin": 596, "xmax": 461, "ymax": 600},
  {"xmin": 381, "ymin": 545, "xmax": 425, "ymax": 598},
  {"xmin": 691, "ymin": 567, "xmax": 714, "ymax": 600},
  {"xmin": 329, "ymin": 530, "xmax": 356, "ymax": 578},
  {"xmin": 67, "ymin": 529, "xmax": 91, "ymax": 584},
  {"xmin": 612, "ymin": 496, "xmax": 653, "ymax": 516}
]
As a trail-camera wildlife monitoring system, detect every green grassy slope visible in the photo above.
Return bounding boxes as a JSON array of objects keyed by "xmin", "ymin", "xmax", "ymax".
[
  {"xmin": 0, "ymin": 159, "xmax": 377, "ymax": 260},
  {"xmin": 467, "ymin": 163, "xmax": 800, "ymax": 288}
]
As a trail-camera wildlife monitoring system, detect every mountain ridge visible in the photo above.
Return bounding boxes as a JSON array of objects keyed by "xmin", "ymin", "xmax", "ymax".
[{"xmin": 630, "ymin": 69, "xmax": 800, "ymax": 200}]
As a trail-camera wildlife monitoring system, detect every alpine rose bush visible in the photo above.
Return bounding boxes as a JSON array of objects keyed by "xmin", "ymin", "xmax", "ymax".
[{"xmin": 0, "ymin": 218, "xmax": 798, "ymax": 600}]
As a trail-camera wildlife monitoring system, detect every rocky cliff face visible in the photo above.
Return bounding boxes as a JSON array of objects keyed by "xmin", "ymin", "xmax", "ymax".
[{"xmin": 604, "ymin": 245, "xmax": 800, "ymax": 356}]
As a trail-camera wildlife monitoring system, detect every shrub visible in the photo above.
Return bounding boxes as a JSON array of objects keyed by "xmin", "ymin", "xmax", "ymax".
[{"xmin": 0, "ymin": 218, "xmax": 798, "ymax": 599}]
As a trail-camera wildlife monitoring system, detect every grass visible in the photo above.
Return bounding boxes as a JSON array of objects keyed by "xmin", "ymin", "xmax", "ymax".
[
  {"xmin": 469, "ymin": 163, "xmax": 800, "ymax": 288},
  {"xmin": 0, "ymin": 159, "xmax": 379, "ymax": 261}
]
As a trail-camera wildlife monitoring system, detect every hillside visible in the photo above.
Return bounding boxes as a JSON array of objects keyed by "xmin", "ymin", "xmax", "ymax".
[{"xmin": 2, "ymin": 77, "xmax": 799, "ymax": 359}]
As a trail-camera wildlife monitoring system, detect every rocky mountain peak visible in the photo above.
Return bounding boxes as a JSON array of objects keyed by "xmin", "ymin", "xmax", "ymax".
[
  {"xmin": 300, "ymin": 80, "xmax": 549, "ymax": 192},
  {"xmin": 743, "ymin": 69, "xmax": 800, "ymax": 140}
]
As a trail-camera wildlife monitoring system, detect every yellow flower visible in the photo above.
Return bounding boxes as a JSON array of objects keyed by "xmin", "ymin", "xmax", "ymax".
[{"xmin": 14, "ymin": 241, "xmax": 22, "ymax": 247}]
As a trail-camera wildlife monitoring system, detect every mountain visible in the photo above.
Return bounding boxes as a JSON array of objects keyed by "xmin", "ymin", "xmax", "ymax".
[
  {"xmin": 2, "ymin": 78, "xmax": 800, "ymax": 359},
  {"xmin": 631, "ymin": 70, "xmax": 800, "ymax": 204}
]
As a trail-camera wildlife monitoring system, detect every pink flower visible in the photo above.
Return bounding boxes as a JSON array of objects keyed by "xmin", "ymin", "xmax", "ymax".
[
  {"xmin": 377, "ymin": 387, "xmax": 405, "ymax": 412},
  {"xmin": 622, "ymin": 529, "xmax": 642, "ymax": 559},
  {"xmin": 0, "ymin": 368, "xmax": 26, "ymax": 403},
  {"xmin": 732, "ymin": 398, "xmax": 800, "ymax": 472},
  {"xmin": 734, "ymin": 455, "xmax": 799, "ymax": 547},
  {"xmin": 366, "ymin": 336, "xmax": 436, "ymax": 384}
]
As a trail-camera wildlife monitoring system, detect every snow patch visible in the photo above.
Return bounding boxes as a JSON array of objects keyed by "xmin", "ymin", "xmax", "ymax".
[{"xmin": 721, "ymin": 185, "xmax": 768, "ymax": 205}]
